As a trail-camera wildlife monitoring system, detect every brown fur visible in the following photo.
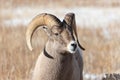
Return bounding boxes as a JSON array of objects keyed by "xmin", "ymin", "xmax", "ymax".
[
  {"xmin": 26, "ymin": 13, "xmax": 84, "ymax": 80},
  {"xmin": 32, "ymin": 24, "xmax": 83, "ymax": 80}
]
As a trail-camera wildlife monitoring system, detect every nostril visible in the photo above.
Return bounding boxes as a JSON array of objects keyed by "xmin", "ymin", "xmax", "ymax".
[
  {"xmin": 68, "ymin": 41, "xmax": 77, "ymax": 53},
  {"xmin": 71, "ymin": 43, "xmax": 77, "ymax": 48}
]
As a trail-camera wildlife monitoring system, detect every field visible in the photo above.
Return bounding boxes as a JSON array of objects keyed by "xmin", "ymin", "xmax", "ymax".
[{"xmin": 0, "ymin": 0, "xmax": 120, "ymax": 80}]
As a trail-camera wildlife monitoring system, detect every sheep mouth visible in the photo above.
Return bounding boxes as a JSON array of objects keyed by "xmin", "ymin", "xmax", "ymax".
[
  {"xmin": 69, "ymin": 47, "xmax": 77, "ymax": 54},
  {"xmin": 71, "ymin": 47, "xmax": 77, "ymax": 51}
]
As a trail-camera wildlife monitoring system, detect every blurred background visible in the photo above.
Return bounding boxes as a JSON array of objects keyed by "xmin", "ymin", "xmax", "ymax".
[{"xmin": 0, "ymin": 0, "xmax": 120, "ymax": 80}]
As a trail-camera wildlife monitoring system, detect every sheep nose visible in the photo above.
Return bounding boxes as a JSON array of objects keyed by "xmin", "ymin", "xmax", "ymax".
[{"xmin": 71, "ymin": 43, "xmax": 77, "ymax": 49}]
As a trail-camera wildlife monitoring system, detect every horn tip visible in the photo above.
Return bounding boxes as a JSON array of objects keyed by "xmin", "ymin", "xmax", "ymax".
[
  {"xmin": 27, "ymin": 42, "xmax": 33, "ymax": 51},
  {"xmin": 29, "ymin": 47, "xmax": 33, "ymax": 51},
  {"xmin": 26, "ymin": 38, "xmax": 33, "ymax": 51},
  {"xmin": 66, "ymin": 13, "xmax": 75, "ymax": 16}
]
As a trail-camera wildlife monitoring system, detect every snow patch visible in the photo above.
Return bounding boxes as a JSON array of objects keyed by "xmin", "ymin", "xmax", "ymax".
[
  {"xmin": 84, "ymin": 73, "xmax": 104, "ymax": 80},
  {"xmin": 1, "ymin": 7, "xmax": 120, "ymax": 28}
]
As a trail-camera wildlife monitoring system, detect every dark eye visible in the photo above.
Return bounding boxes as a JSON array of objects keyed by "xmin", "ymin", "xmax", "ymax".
[{"xmin": 54, "ymin": 33, "xmax": 59, "ymax": 36}]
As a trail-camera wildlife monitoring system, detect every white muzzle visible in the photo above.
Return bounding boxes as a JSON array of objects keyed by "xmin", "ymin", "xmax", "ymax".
[{"xmin": 67, "ymin": 41, "xmax": 77, "ymax": 54}]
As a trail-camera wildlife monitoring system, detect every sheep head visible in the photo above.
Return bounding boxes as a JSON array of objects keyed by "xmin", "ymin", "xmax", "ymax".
[{"xmin": 26, "ymin": 13, "xmax": 84, "ymax": 54}]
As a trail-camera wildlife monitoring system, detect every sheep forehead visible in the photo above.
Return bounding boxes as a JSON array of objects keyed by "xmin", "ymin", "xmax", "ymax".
[
  {"xmin": 62, "ymin": 25, "xmax": 73, "ymax": 39},
  {"xmin": 51, "ymin": 25, "xmax": 74, "ymax": 43},
  {"xmin": 61, "ymin": 28, "xmax": 72, "ymax": 39},
  {"xmin": 51, "ymin": 26, "xmax": 62, "ymax": 33},
  {"xmin": 51, "ymin": 24, "xmax": 72, "ymax": 34}
]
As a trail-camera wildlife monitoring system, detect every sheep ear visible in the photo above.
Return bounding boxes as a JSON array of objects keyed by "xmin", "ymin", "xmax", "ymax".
[{"xmin": 42, "ymin": 26, "xmax": 52, "ymax": 36}]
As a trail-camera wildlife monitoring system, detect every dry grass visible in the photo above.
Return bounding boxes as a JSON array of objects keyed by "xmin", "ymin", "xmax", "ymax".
[
  {"xmin": 0, "ymin": 24, "xmax": 119, "ymax": 80},
  {"xmin": 0, "ymin": 0, "xmax": 120, "ymax": 80},
  {"xmin": 0, "ymin": 25, "xmax": 48, "ymax": 80},
  {"xmin": 0, "ymin": 26, "xmax": 30, "ymax": 80},
  {"xmin": 80, "ymin": 27, "xmax": 120, "ymax": 74}
]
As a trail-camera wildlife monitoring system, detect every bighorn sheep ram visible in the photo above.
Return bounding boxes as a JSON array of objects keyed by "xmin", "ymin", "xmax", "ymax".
[{"xmin": 26, "ymin": 13, "xmax": 85, "ymax": 80}]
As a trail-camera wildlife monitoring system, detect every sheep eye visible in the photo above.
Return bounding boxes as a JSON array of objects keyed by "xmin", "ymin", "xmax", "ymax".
[{"xmin": 54, "ymin": 33, "xmax": 59, "ymax": 36}]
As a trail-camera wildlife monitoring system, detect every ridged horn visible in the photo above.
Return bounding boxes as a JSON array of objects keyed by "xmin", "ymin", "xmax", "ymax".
[
  {"xmin": 64, "ymin": 13, "xmax": 85, "ymax": 50},
  {"xmin": 26, "ymin": 13, "xmax": 61, "ymax": 51}
]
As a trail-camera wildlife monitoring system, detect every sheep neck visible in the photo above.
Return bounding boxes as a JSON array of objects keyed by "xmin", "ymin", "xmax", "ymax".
[{"xmin": 43, "ymin": 45, "xmax": 74, "ymax": 80}]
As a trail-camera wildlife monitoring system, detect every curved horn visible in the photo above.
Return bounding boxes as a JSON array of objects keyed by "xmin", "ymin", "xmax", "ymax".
[
  {"xmin": 26, "ymin": 13, "xmax": 61, "ymax": 51},
  {"xmin": 64, "ymin": 13, "xmax": 85, "ymax": 50}
]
